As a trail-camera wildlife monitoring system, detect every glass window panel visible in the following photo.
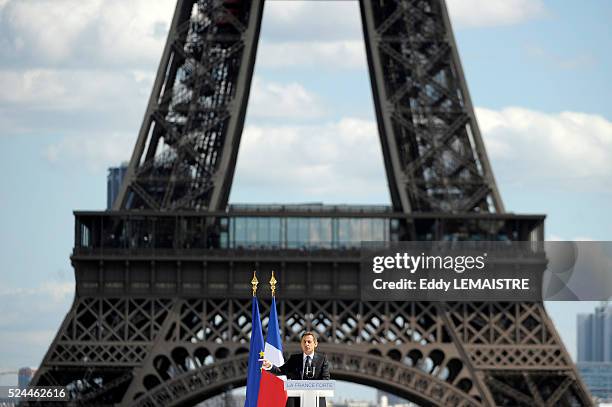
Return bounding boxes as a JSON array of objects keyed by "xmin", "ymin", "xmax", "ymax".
[
  {"xmin": 257, "ymin": 217, "xmax": 269, "ymax": 244},
  {"xmin": 247, "ymin": 217, "xmax": 257, "ymax": 245},
  {"xmin": 320, "ymin": 218, "xmax": 332, "ymax": 248},
  {"xmin": 234, "ymin": 218, "xmax": 246, "ymax": 246},
  {"xmin": 298, "ymin": 218, "xmax": 308, "ymax": 247},
  {"xmin": 270, "ymin": 217, "xmax": 281, "ymax": 247},
  {"xmin": 287, "ymin": 218, "xmax": 299, "ymax": 249}
]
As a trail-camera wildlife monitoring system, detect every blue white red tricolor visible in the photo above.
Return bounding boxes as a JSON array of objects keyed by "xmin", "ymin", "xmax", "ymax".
[
  {"xmin": 257, "ymin": 296, "xmax": 288, "ymax": 406},
  {"xmin": 245, "ymin": 296, "xmax": 288, "ymax": 407}
]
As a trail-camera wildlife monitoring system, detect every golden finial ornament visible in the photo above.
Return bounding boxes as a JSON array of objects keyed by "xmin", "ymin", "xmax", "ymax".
[
  {"xmin": 270, "ymin": 271, "xmax": 277, "ymax": 297},
  {"xmin": 251, "ymin": 271, "xmax": 259, "ymax": 297}
]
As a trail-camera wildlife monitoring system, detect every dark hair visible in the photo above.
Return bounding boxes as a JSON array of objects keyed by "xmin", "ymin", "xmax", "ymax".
[{"xmin": 301, "ymin": 331, "xmax": 318, "ymax": 344}]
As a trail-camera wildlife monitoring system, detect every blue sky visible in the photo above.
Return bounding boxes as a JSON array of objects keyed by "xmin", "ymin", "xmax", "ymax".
[{"xmin": 0, "ymin": 0, "xmax": 611, "ymax": 399}]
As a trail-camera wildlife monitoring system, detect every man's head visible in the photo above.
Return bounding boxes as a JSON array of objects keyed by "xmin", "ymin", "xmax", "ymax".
[{"xmin": 300, "ymin": 331, "xmax": 318, "ymax": 355}]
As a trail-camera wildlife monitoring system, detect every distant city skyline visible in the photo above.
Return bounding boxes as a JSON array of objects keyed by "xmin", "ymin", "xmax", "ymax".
[{"xmin": 577, "ymin": 303, "xmax": 612, "ymax": 402}]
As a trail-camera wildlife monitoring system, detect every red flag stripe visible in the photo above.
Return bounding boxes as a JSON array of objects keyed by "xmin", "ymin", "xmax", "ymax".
[{"xmin": 257, "ymin": 370, "xmax": 288, "ymax": 407}]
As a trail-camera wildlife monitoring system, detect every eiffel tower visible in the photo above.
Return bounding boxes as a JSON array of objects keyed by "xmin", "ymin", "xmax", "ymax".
[{"xmin": 30, "ymin": 0, "xmax": 592, "ymax": 406}]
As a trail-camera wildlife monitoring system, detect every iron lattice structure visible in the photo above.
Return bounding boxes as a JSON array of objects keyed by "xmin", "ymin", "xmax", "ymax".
[{"xmin": 29, "ymin": 0, "xmax": 592, "ymax": 406}]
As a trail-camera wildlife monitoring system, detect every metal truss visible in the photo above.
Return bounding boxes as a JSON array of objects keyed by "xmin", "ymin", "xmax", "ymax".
[
  {"xmin": 30, "ymin": 297, "xmax": 590, "ymax": 406},
  {"xmin": 29, "ymin": 0, "xmax": 592, "ymax": 406},
  {"xmin": 114, "ymin": 0, "xmax": 263, "ymax": 211},
  {"xmin": 115, "ymin": 0, "xmax": 502, "ymax": 214},
  {"xmin": 361, "ymin": 0, "xmax": 503, "ymax": 213}
]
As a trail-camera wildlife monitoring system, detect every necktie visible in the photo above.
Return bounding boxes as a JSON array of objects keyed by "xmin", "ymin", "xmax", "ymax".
[{"xmin": 303, "ymin": 356, "xmax": 312, "ymax": 379}]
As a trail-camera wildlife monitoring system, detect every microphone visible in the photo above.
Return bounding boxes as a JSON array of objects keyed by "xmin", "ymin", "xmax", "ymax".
[{"xmin": 304, "ymin": 356, "xmax": 315, "ymax": 379}]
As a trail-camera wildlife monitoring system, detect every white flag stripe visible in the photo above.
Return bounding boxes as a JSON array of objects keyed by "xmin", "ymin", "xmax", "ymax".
[{"xmin": 264, "ymin": 342, "xmax": 284, "ymax": 367}]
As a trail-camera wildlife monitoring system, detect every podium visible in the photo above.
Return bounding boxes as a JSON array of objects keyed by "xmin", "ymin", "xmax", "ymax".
[{"xmin": 284, "ymin": 380, "xmax": 335, "ymax": 407}]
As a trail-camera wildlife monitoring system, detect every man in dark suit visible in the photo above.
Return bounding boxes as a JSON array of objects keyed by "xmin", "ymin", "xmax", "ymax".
[{"xmin": 262, "ymin": 331, "xmax": 330, "ymax": 407}]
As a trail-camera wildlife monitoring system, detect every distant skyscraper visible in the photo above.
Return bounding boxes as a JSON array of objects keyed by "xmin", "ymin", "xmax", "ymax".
[
  {"xmin": 18, "ymin": 367, "xmax": 35, "ymax": 389},
  {"xmin": 577, "ymin": 303, "xmax": 612, "ymax": 402},
  {"xmin": 107, "ymin": 163, "xmax": 128, "ymax": 209},
  {"xmin": 577, "ymin": 303, "xmax": 612, "ymax": 362}
]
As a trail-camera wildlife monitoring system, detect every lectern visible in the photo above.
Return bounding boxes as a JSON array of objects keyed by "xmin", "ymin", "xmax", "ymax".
[{"xmin": 284, "ymin": 380, "xmax": 335, "ymax": 407}]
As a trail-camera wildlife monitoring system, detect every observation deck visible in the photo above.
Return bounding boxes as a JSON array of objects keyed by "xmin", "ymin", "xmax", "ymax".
[{"xmin": 71, "ymin": 204, "xmax": 544, "ymax": 298}]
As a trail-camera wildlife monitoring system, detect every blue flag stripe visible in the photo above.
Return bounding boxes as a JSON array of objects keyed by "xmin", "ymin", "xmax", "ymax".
[
  {"xmin": 266, "ymin": 297, "xmax": 283, "ymax": 351},
  {"xmin": 244, "ymin": 298, "xmax": 264, "ymax": 407}
]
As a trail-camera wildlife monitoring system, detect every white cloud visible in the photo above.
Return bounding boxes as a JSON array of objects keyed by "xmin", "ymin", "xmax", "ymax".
[
  {"xmin": 44, "ymin": 132, "xmax": 135, "ymax": 173},
  {"xmin": 261, "ymin": 0, "xmax": 545, "ymax": 44},
  {"xmin": 232, "ymin": 117, "xmax": 390, "ymax": 203},
  {"xmin": 262, "ymin": 1, "xmax": 362, "ymax": 42},
  {"xmin": 249, "ymin": 78, "xmax": 325, "ymax": 118},
  {"xmin": 0, "ymin": 68, "xmax": 153, "ymax": 138},
  {"xmin": 2, "ymin": 0, "xmax": 103, "ymax": 62},
  {"xmin": 1, "ymin": 0, "xmax": 364, "ymax": 70},
  {"xmin": 233, "ymin": 105, "xmax": 612, "ymax": 203},
  {"xmin": 477, "ymin": 107, "xmax": 612, "ymax": 189},
  {"xmin": 0, "ymin": 0, "xmax": 174, "ymax": 68},
  {"xmin": 0, "ymin": 329, "xmax": 58, "ymax": 349},
  {"xmin": 258, "ymin": 41, "xmax": 366, "ymax": 70},
  {"xmin": 41, "ymin": 105, "xmax": 612, "ymax": 199},
  {"xmin": 0, "ymin": 328, "xmax": 60, "ymax": 377},
  {"xmin": 447, "ymin": 0, "xmax": 546, "ymax": 28},
  {"xmin": 0, "ymin": 70, "xmax": 71, "ymax": 106},
  {"xmin": 0, "ymin": 69, "xmax": 153, "ymax": 110},
  {"xmin": 40, "ymin": 77, "xmax": 324, "ymax": 171},
  {"xmin": 0, "ymin": 0, "xmax": 546, "ymax": 78},
  {"xmin": 0, "ymin": 282, "xmax": 73, "ymax": 307},
  {"xmin": 40, "ymin": 281, "xmax": 75, "ymax": 303},
  {"xmin": 0, "ymin": 280, "xmax": 73, "ymax": 370},
  {"xmin": 0, "ymin": 327, "xmax": 59, "ymax": 356},
  {"xmin": 525, "ymin": 45, "xmax": 597, "ymax": 71}
]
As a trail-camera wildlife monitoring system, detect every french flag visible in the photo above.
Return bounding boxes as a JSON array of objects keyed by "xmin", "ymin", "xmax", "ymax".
[{"xmin": 257, "ymin": 296, "xmax": 288, "ymax": 406}]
